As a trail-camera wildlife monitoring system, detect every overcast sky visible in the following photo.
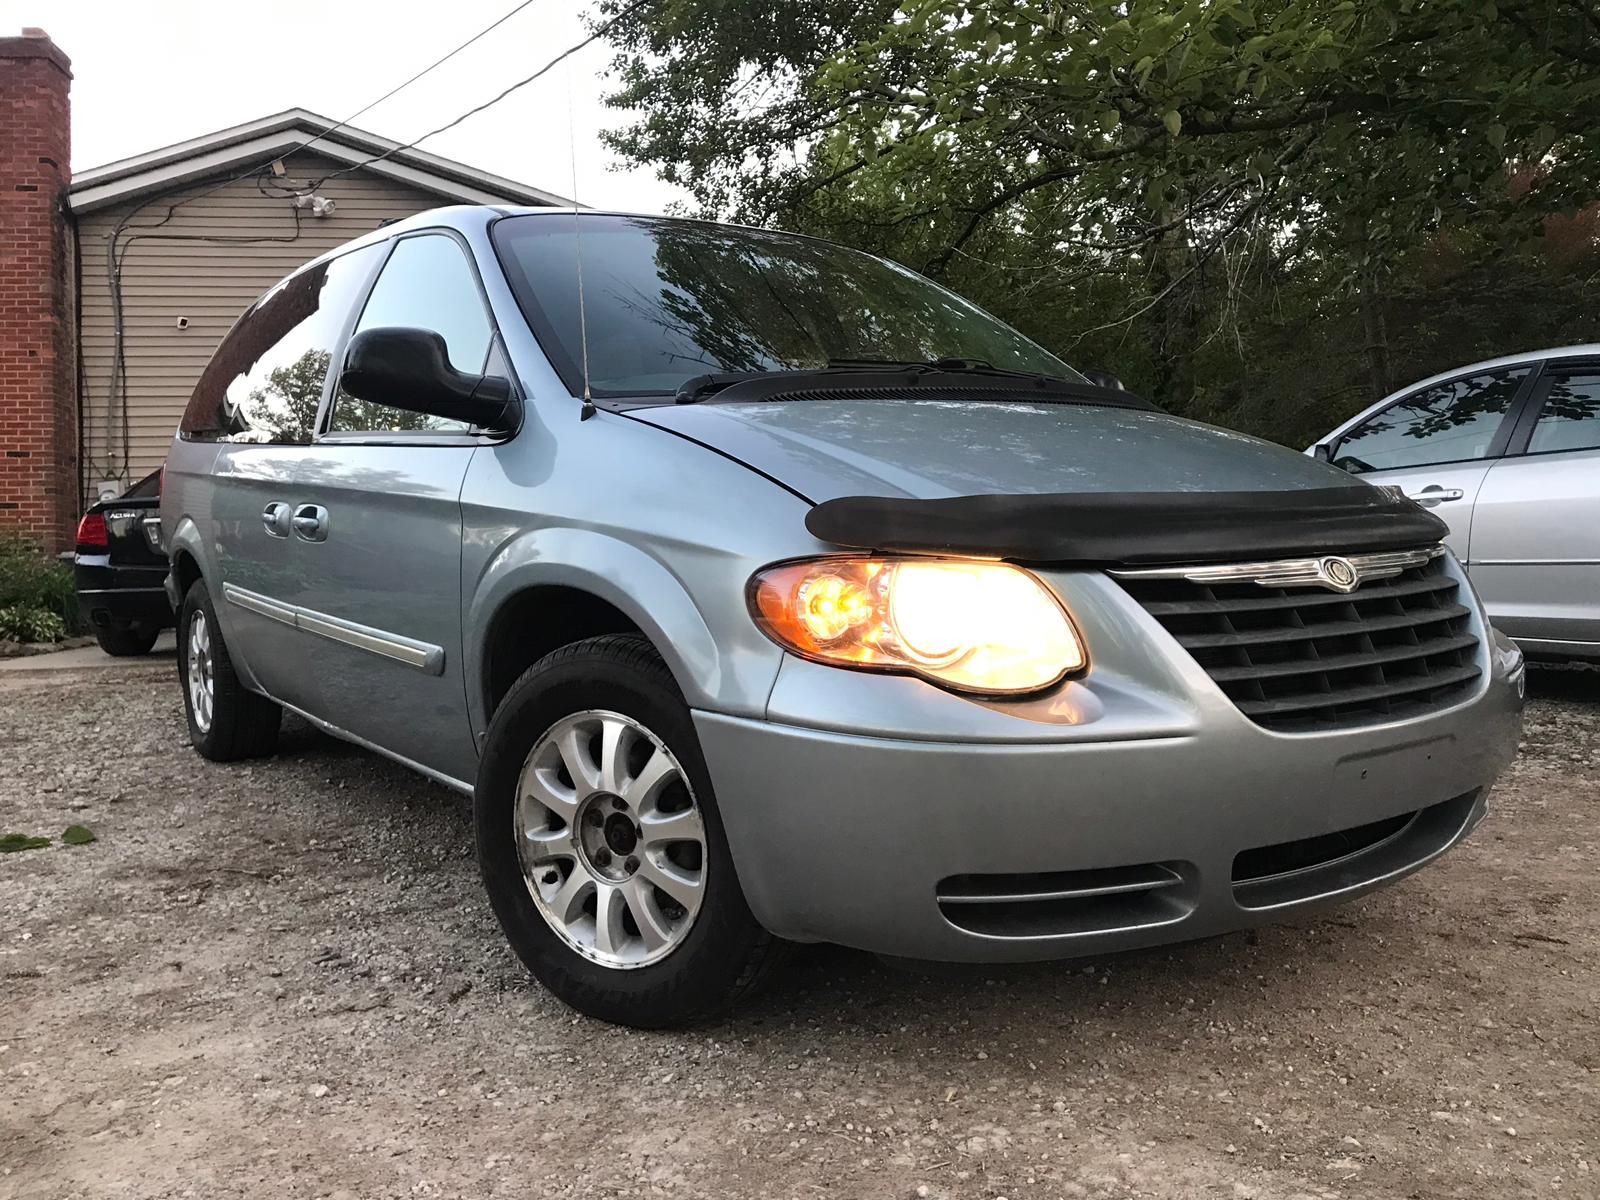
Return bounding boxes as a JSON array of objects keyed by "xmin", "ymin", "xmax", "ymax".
[{"xmin": 1, "ymin": 0, "xmax": 691, "ymax": 213}]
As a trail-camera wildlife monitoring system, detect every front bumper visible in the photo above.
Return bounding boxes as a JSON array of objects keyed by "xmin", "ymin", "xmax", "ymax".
[{"xmin": 697, "ymin": 568, "xmax": 1525, "ymax": 962}]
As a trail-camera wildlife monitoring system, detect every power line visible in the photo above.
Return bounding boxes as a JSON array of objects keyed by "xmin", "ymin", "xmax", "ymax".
[
  {"xmin": 330, "ymin": 0, "xmax": 540, "ymax": 136},
  {"xmin": 94, "ymin": 0, "xmax": 546, "ymax": 480},
  {"xmin": 308, "ymin": 0, "xmax": 650, "ymax": 191},
  {"xmin": 113, "ymin": 0, "xmax": 545, "ymax": 241}
]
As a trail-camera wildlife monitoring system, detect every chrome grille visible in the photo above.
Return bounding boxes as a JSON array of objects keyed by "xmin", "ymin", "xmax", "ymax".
[{"xmin": 1112, "ymin": 548, "xmax": 1482, "ymax": 732}]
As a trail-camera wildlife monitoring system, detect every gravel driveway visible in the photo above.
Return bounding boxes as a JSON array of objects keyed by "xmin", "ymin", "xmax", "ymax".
[{"xmin": 2, "ymin": 663, "xmax": 1595, "ymax": 1200}]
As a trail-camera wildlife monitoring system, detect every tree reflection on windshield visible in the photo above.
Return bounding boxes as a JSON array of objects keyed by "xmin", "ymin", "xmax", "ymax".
[{"xmin": 492, "ymin": 215, "xmax": 1079, "ymax": 397}]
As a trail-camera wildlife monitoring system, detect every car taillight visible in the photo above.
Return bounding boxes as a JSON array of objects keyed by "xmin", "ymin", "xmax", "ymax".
[{"xmin": 76, "ymin": 511, "xmax": 109, "ymax": 550}]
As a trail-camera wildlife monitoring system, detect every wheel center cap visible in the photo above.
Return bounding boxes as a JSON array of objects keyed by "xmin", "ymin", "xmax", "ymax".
[
  {"xmin": 576, "ymin": 793, "xmax": 639, "ymax": 880},
  {"xmin": 604, "ymin": 813, "xmax": 638, "ymax": 855}
]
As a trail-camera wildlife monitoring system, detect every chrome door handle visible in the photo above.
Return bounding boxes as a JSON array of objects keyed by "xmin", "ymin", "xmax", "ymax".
[
  {"xmin": 262, "ymin": 502, "xmax": 292, "ymax": 538},
  {"xmin": 1406, "ymin": 486, "xmax": 1465, "ymax": 506},
  {"xmin": 291, "ymin": 504, "xmax": 329, "ymax": 542}
]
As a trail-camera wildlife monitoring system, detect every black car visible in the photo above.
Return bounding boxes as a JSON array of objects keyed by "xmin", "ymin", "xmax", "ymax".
[{"xmin": 73, "ymin": 470, "xmax": 173, "ymax": 656}]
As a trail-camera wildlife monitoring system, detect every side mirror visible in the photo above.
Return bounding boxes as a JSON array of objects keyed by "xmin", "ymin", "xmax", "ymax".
[
  {"xmin": 1081, "ymin": 368, "xmax": 1126, "ymax": 391},
  {"xmin": 1311, "ymin": 442, "xmax": 1334, "ymax": 463},
  {"xmin": 340, "ymin": 327, "xmax": 516, "ymax": 430}
]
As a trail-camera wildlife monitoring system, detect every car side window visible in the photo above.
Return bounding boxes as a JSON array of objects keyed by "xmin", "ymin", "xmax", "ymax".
[
  {"xmin": 327, "ymin": 234, "xmax": 493, "ymax": 435},
  {"xmin": 180, "ymin": 244, "xmax": 383, "ymax": 444},
  {"xmin": 1333, "ymin": 367, "xmax": 1530, "ymax": 473},
  {"xmin": 1526, "ymin": 372, "xmax": 1600, "ymax": 455},
  {"xmin": 124, "ymin": 470, "xmax": 161, "ymax": 498}
]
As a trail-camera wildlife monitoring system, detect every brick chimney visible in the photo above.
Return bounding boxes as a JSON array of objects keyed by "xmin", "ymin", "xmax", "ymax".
[{"xmin": 0, "ymin": 28, "xmax": 74, "ymax": 551}]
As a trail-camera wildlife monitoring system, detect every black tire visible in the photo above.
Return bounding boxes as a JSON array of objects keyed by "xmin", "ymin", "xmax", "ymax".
[
  {"xmin": 94, "ymin": 620, "xmax": 160, "ymax": 657},
  {"xmin": 177, "ymin": 578, "xmax": 281, "ymax": 762},
  {"xmin": 475, "ymin": 633, "xmax": 780, "ymax": 1027}
]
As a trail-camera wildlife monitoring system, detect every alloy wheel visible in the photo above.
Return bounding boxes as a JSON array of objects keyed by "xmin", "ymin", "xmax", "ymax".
[
  {"xmin": 514, "ymin": 709, "xmax": 707, "ymax": 969},
  {"xmin": 187, "ymin": 609, "xmax": 215, "ymax": 733}
]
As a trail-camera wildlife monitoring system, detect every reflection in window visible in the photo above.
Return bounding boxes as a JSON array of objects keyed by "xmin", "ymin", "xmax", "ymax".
[
  {"xmin": 1528, "ymin": 375, "xmax": 1600, "ymax": 454},
  {"xmin": 180, "ymin": 245, "xmax": 381, "ymax": 444},
  {"xmin": 492, "ymin": 214, "xmax": 1081, "ymax": 397},
  {"xmin": 328, "ymin": 235, "xmax": 491, "ymax": 434},
  {"xmin": 124, "ymin": 470, "xmax": 161, "ymax": 498},
  {"xmin": 1336, "ymin": 368, "xmax": 1528, "ymax": 472}
]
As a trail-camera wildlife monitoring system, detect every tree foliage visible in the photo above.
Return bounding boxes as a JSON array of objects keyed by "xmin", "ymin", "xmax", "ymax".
[{"xmin": 599, "ymin": 0, "xmax": 1600, "ymax": 444}]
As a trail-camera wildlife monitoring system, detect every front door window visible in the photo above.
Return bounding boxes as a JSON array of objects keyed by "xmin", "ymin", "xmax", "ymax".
[
  {"xmin": 1333, "ymin": 367, "xmax": 1529, "ymax": 473},
  {"xmin": 327, "ymin": 234, "xmax": 493, "ymax": 435}
]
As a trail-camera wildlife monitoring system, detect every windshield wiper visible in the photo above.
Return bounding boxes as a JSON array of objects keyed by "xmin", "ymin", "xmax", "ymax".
[
  {"xmin": 675, "ymin": 370, "xmax": 788, "ymax": 404},
  {"xmin": 825, "ymin": 358, "xmax": 1071, "ymax": 386},
  {"xmin": 674, "ymin": 365, "xmax": 918, "ymax": 404},
  {"xmin": 675, "ymin": 359, "xmax": 1073, "ymax": 403},
  {"xmin": 672, "ymin": 359, "xmax": 1111, "ymax": 406}
]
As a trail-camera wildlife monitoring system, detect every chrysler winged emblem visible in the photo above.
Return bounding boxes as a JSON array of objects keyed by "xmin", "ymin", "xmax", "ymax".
[{"xmin": 1317, "ymin": 556, "xmax": 1361, "ymax": 593}]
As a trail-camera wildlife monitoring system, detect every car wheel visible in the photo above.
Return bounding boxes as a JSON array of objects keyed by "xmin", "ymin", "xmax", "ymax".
[
  {"xmin": 475, "ymin": 633, "xmax": 780, "ymax": 1027},
  {"xmin": 94, "ymin": 620, "xmax": 160, "ymax": 657},
  {"xmin": 177, "ymin": 578, "xmax": 281, "ymax": 762}
]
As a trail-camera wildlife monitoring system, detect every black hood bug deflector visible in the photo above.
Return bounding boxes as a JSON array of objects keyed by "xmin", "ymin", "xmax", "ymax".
[{"xmin": 804, "ymin": 486, "xmax": 1448, "ymax": 567}]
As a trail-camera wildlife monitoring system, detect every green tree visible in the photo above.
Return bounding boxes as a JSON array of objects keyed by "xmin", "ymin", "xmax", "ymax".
[{"xmin": 599, "ymin": 1, "xmax": 1600, "ymax": 434}]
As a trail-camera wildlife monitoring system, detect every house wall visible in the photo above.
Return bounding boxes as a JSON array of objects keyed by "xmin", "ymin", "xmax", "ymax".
[
  {"xmin": 0, "ymin": 31, "xmax": 75, "ymax": 550},
  {"xmin": 76, "ymin": 152, "xmax": 447, "ymax": 493}
]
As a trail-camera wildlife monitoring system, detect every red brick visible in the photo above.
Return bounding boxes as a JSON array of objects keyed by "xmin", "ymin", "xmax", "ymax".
[{"xmin": 0, "ymin": 31, "xmax": 74, "ymax": 550}]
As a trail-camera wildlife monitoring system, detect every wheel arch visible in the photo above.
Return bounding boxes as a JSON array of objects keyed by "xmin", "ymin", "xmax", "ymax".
[
  {"xmin": 165, "ymin": 516, "xmax": 207, "ymax": 606},
  {"xmin": 479, "ymin": 584, "xmax": 646, "ymax": 718},
  {"xmin": 466, "ymin": 527, "xmax": 773, "ymax": 744}
]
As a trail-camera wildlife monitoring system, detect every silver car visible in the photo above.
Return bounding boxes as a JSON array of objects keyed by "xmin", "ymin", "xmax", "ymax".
[
  {"xmin": 163, "ymin": 208, "xmax": 1525, "ymax": 1027},
  {"xmin": 1312, "ymin": 346, "xmax": 1600, "ymax": 661}
]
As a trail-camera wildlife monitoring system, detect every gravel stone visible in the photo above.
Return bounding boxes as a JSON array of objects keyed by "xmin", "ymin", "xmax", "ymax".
[{"xmin": 0, "ymin": 662, "xmax": 1595, "ymax": 1198}]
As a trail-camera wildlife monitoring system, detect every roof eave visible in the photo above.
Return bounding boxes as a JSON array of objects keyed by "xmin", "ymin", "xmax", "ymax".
[{"xmin": 68, "ymin": 108, "xmax": 572, "ymax": 213}]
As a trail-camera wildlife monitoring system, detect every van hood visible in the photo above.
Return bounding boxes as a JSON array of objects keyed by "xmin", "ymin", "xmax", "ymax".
[{"xmin": 628, "ymin": 398, "xmax": 1357, "ymax": 502}]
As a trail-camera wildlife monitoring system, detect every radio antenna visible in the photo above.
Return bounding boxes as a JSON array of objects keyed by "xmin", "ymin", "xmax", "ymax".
[{"xmin": 566, "ymin": 54, "xmax": 596, "ymax": 420}]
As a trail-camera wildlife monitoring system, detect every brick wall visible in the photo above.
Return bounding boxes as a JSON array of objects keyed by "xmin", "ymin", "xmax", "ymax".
[{"xmin": 0, "ymin": 30, "xmax": 74, "ymax": 551}]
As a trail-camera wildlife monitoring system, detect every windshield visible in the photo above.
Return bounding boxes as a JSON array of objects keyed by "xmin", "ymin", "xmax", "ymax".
[{"xmin": 491, "ymin": 214, "xmax": 1080, "ymax": 398}]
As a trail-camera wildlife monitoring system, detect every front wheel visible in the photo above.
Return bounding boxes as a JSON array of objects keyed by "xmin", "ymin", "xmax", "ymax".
[{"xmin": 475, "ymin": 634, "xmax": 779, "ymax": 1027}]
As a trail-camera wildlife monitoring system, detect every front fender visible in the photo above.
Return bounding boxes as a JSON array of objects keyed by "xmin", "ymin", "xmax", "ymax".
[{"xmin": 464, "ymin": 526, "xmax": 786, "ymax": 744}]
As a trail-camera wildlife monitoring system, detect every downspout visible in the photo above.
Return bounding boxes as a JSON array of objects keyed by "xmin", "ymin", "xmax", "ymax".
[{"xmin": 71, "ymin": 200, "xmax": 85, "ymax": 513}]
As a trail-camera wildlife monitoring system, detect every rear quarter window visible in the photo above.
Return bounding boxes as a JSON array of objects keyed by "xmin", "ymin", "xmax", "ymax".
[{"xmin": 181, "ymin": 243, "xmax": 383, "ymax": 444}]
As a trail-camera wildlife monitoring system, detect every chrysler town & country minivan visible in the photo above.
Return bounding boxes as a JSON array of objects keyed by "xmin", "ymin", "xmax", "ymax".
[{"xmin": 162, "ymin": 207, "xmax": 1525, "ymax": 1027}]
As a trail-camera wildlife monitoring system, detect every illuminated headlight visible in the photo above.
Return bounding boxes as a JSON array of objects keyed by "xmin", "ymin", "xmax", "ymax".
[{"xmin": 748, "ymin": 557, "xmax": 1086, "ymax": 695}]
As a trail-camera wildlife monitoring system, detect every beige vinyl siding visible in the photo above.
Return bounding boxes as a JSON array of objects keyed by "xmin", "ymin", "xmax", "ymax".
[{"xmin": 77, "ymin": 152, "xmax": 450, "ymax": 492}]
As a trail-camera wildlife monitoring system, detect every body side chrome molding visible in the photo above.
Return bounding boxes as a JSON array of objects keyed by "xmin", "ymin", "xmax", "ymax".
[
  {"xmin": 1512, "ymin": 636, "xmax": 1600, "ymax": 653},
  {"xmin": 222, "ymin": 582, "xmax": 446, "ymax": 675},
  {"xmin": 1475, "ymin": 557, "xmax": 1600, "ymax": 567},
  {"xmin": 223, "ymin": 583, "xmax": 297, "ymax": 625},
  {"xmin": 1108, "ymin": 545, "xmax": 1444, "ymax": 591}
]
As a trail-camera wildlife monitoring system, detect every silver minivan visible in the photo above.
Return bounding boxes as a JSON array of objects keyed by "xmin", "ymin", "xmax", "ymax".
[
  {"xmin": 163, "ymin": 207, "xmax": 1524, "ymax": 1027},
  {"xmin": 1312, "ymin": 347, "xmax": 1600, "ymax": 661}
]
